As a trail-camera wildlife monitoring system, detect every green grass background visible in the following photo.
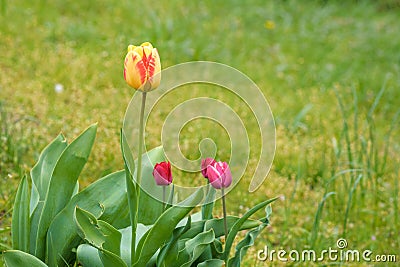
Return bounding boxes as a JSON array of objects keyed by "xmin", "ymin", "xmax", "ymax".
[{"xmin": 1, "ymin": 0, "xmax": 399, "ymax": 266}]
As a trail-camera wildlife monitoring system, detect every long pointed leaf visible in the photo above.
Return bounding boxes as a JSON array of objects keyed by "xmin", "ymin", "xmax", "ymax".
[
  {"xmin": 4, "ymin": 250, "xmax": 48, "ymax": 267},
  {"xmin": 224, "ymin": 197, "xmax": 278, "ymax": 262},
  {"xmin": 228, "ymin": 205, "xmax": 272, "ymax": 266},
  {"xmin": 34, "ymin": 124, "xmax": 97, "ymax": 260},
  {"xmin": 201, "ymin": 185, "xmax": 216, "ymax": 220},
  {"xmin": 76, "ymin": 244, "xmax": 103, "ymax": 267},
  {"xmin": 30, "ymin": 133, "xmax": 67, "ymax": 215},
  {"xmin": 181, "ymin": 216, "xmax": 261, "ymax": 240},
  {"xmin": 74, "ymin": 207, "xmax": 121, "ymax": 256},
  {"xmin": 133, "ymin": 188, "xmax": 204, "ymax": 266},
  {"xmin": 29, "ymin": 134, "xmax": 67, "ymax": 254},
  {"xmin": 157, "ymin": 216, "xmax": 192, "ymax": 266},
  {"xmin": 198, "ymin": 259, "xmax": 224, "ymax": 267},
  {"xmin": 11, "ymin": 176, "xmax": 30, "ymax": 252},
  {"xmin": 136, "ymin": 146, "xmax": 166, "ymax": 225},
  {"xmin": 47, "ymin": 170, "xmax": 129, "ymax": 266},
  {"xmin": 179, "ymin": 229, "xmax": 215, "ymax": 267}
]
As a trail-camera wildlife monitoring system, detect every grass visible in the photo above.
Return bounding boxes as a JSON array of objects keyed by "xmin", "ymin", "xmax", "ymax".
[{"xmin": 1, "ymin": 0, "xmax": 400, "ymax": 266}]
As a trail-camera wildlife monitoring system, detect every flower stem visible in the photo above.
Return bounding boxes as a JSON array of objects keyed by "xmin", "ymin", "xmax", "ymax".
[
  {"xmin": 221, "ymin": 187, "xmax": 228, "ymax": 242},
  {"xmin": 132, "ymin": 91, "xmax": 147, "ymax": 266},
  {"xmin": 221, "ymin": 187, "xmax": 228, "ymax": 265},
  {"xmin": 163, "ymin": 186, "xmax": 166, "ymax": 211}
]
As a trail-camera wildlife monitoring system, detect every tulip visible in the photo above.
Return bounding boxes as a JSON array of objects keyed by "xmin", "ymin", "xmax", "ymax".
[
  {"xmin": 205, "ymin": 160, "xmax": 232, "ymax": 250},
  {"xmin": 124, "ymin": 42, "xmax": 161, "ymax": 91},
  {"xmin": 152, "ymin": 161, "xmax": 172, "ymax": 186},
  {"xmin": 201, "ymin": 158, "xmax": 216, "ymax": 178},
  {"xmin": 206, "ymin": 161, "xmax": 232, "ymax": 189}
]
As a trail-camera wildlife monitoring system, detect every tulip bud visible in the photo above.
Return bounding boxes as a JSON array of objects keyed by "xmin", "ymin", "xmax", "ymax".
[
  {"xmin": 152, "ymin": 161, "xmax": 172, "ymax": 186},
  {"xmin": 201, "ymin": 158, "xmax": 216, "ymax": 178},
  {"xmin": 206, "ymin": 161, "xmax": 232, "ymax": 189},
  {"xmin": 124, "ymin": 42, "xmax": 161, "ymax": 91}
]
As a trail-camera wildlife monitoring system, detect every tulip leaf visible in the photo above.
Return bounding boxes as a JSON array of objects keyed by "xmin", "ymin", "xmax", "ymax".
[
  {"xmin": 133, "ymin": 188, "xmax": 204, "ymax": 267},
  {"xmin": 3, "ymin": 250, "xmax": 48, "ymax": 267},
  {"xmin": 224, "ymin": 197, "xmax": 278, "ymax": 263},
  {"xmin": 178, "ymin": 229, "xmax": 216, "ymax": 267},
  {"xmin": 98, "ymin": 248, "xmax": 128, "ymax": 267},
  {"xmin": 47, "ymin": 170, "xmax": 129, "ymax": 267},
  {"xmin": 34, "ymin": 124, "xmax": 97, "ymax": 259},
  {"xmin": 228, "ymin": 222, "xmax": 268, "ymax": 267},
  {"xmin": 34, "ymin": 124, "xmax": 97, "ymax": 260},
  {"xmin": 76, "ymin": 244, "xmax": 103, "ymax": 267},
  {"xmin": 197, "ymin": 259, "xmax": 224, "ymax": 267},
  {"xmin": 121, "ymin": 129, "xmax": 135, "ymax": 177},
  {"xmin": 120, "ymin": 129, "xmax": 136, "ymax": 265},
  {"xmin": 201, "ymin": 185, "xmax": 216, "ymax": 220},
  {"xmin": 74, "ymin": 207, "xmax": 127, "ymax": 267},
  {"xmin": 29, "ymin": 134, "xmax": 67, "ymax": 255},
  {"xmin": 136, "ymin": 146, "xmax": 166, "ymax": 225},
  {"xmin": 11, "ymin": 175, "xmax": 30, "ymax": 252},
  {"xmin": 74, "ymin": 207, "xmax": 121, "ymax": 256},
  {"xmin": 30, "ymin": 133, "xmax": 67, "ymax": 215},
  {"xmin": 181, "ymin": 216, "xmax": 261, "ymax": 240},
  {"xmin": 156, "ymin": 216, "xmax": 192, "ymax": 266},
  {"xmin": 76, "ymin": 244, "xmax": 127, "ymax": 267},
  {"xmin": 119, "ymin": 224, "xmax": 152, "ymax": 266}
]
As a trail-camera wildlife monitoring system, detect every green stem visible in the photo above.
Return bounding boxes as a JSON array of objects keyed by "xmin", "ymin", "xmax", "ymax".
[
  {"xmin": 132, "ymin": 91, "xmax": 147, "ymax": 266},
  {"xmin": 221, "ymin": 187, "xmax": 228, "ymax": 245},
  {"xmin": 163, "ymin": 186, "xmax": 166, "ymax": 212}
]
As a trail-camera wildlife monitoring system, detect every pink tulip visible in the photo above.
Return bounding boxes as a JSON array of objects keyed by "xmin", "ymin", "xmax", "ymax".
[
  {"xmin": 206, "ymin": 161, "xmax": 232, "ymax": 189},
  {"xmin": 152, "ymin": 161, "xmax": 172, "ymax": 186},
  {"xmin": 201, "ymin": 158, "xmax": 216, "ymax": 178}
]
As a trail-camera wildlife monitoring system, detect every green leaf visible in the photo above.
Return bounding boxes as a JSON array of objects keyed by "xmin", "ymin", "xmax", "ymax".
[
  {"xmin": 181, "ymin": 216, "xmax": 261, "ymax": 240},
  {"xmin": 227, "ymin": 224, "xmax": 266, "ymax": 266},
  {"xmin": 121, "ymin": 129, "xmax": 135, "ymax": 177},
  {"xmin": 47, "ymin": 170, "xmax": 129, "ymax": 266},
  {"xmin": 29, "ymin": 134, "xmax": 67, "ymax": 254},
  {"xmin": 156, "ymin": 216, "xmax": 191, "ymax": 266},
  {"xmin": 179, "ymin": 229, "xmax": 215, "ymax": 267},
  {"xmin": 3, "ymin": 250, "xmax": 48, "ymax": 267},
  {"xmin": 11, "ymin": 175, "xmax": 30, "ymax": 252},
  {"xmin": 133, "ymin": 188, "xmax": 204, "ymax": 267},
  {"xmin": 224, "ymin": 197, "xmax": 278, "ymax": 264},
  {"xmin": 30, "ymin": 133, "xmax": 67, "ymax": 215},
  {"xmin": 74, "ymin": 207, "xmax": 122, "ymax": 256},
  {"xmin": 119, "ymin": 224, "xmax": 151, "ymax": 266},
  {"xmin": 197, "ymin": 259, "xmax": 224, "ymax": 267},
  {"xmin": 76, "ymin": 243, "xmax": 128, "ymax": 267},
  {"xmin": 228, "ymin": 206, "xmax": 273, "ymax": 266},
  {"xmin": 76, "ymin": 244, "xmax": 103, "ymax": 267},
  {"xmin": 76, "ymin": 244, "xmax": 127, "ymax": 267},
  {"xmin": 201, "ymin": 185, "xmax": 216, "ymax": 220},
  {"xmin": 34, "ymin": 124, "xmax": 97, "ymax": 260},
  {"xmin": 98, "ymin": 248, "xmax": 127, "ymax": 267},
  {"xmin": 120, "ymin": 129, "xmax": 136, "ymax": 265},
  {"xmin": 136, "ymin": 146, "xmax": 166, "ymax": 225}
]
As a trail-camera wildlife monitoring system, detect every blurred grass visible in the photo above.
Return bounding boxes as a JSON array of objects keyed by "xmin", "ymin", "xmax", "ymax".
[{"xmin": 1, "ymin": 0, "xmax": 400, "ymax": 266}]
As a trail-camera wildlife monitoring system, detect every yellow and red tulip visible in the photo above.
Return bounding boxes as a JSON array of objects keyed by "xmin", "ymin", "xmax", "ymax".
[{"xmin": 124, "ymin": 42, "xmax": 161, "ymax": 91}]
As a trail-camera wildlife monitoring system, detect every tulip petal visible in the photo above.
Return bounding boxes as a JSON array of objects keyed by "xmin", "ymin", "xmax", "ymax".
[
  {"xmin": 147, "ymin": 48, "xmax": 161, "ymax": 89},
  {"xmin": 124, "ymin": 51, "xmax": 146, "ymax": 89}
]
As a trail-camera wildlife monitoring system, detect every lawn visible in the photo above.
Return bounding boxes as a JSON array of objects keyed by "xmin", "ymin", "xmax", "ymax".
[{"xmin": 1, "ymin": 0, "xmax": 399, "ymax": 266}]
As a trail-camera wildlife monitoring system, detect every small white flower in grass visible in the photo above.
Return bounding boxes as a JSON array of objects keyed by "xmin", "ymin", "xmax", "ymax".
[
  {"xmin": 54, "ymin": 83, "xmax": 64, "ymax": 93},
  {"xmin": 371, "ymin": 235, "xmax": 376, "ymax": 241}
]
